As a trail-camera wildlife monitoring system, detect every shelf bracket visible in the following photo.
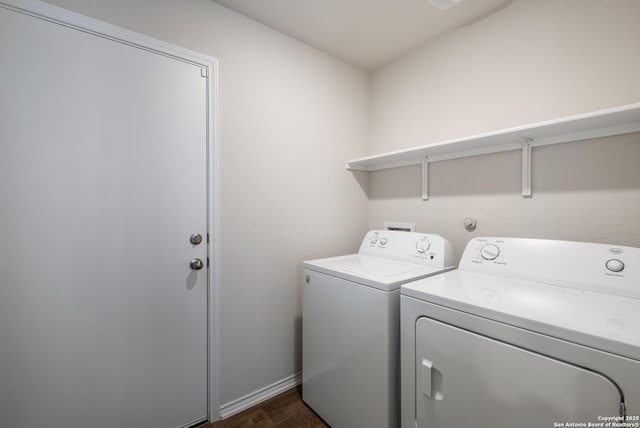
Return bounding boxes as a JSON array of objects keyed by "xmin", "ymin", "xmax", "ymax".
[
  {"xmin": 421, "ymin": 157, "xmax": 429, "ymax": 201},
  {"xmin": 516, "ymin": 135, "xmax": 532, "ymax": 197}
]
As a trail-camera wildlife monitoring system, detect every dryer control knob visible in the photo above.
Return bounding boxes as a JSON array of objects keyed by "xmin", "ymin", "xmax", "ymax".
[
  {"xmin": 480, "ymin": 244, "xmax": 500, "ymax": 260},
  {"xmin": 416, "ymin": 240, "xmax": 430, "ymax": 253},
  {"xmin": 606, "ymin": 259, "xmax": 624, "ymax": 273}
]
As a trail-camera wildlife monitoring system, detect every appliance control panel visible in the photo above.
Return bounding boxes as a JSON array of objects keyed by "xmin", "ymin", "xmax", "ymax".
[
  {"xmin": 460, "ymin": 237, "xmax": 640, "ymax": 299},
  {"xmin": 359, "ymin": 230, "xmax": 453, "ymax": 268}
]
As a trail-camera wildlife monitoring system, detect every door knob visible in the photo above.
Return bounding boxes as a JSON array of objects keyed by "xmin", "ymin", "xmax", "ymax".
[
  {"xmin": 190, "ymin": 233, "xmax": 203, "ymax": 245},
  {"xmin": 190, "ymin": 258, "xmax": 204, "ymax": 270}
]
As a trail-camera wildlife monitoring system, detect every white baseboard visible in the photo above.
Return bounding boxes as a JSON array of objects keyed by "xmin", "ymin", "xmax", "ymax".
[{"xmin": 219, "ymin": 372, "xmax": 302, "ymax": 419}]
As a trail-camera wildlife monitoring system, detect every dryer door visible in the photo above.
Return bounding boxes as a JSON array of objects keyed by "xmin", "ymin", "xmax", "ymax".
[{"xmin": 415, "ymin": 317, "xmax": 623, "ymax": 428}]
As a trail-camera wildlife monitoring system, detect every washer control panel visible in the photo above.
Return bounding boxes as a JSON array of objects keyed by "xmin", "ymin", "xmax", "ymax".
[
  {"xmin": 359, "ymin": 230, "xmax": 453, "ymax": 268},
  {"xmin": 465, "ymin": 239, "xmax": 507, "ymax": 266},
  {"xmin": 460, "ymin": 237, "xmax": 640, "ymax": 299}
]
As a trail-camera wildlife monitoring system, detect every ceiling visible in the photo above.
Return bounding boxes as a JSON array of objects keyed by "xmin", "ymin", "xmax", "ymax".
[{"xmin": 212, "ymin": 0, "xmax": 514, "ymax": 70}]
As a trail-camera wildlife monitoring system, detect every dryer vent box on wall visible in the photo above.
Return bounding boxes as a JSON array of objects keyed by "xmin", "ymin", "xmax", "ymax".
[{"xmin": 384, "ymin": 222, "xmax": 415, "ymax": 232}]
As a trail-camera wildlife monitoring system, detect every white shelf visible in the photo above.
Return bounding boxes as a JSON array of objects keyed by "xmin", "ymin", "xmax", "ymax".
[{"xmin": 346, "ymin": 103, "xmax": 640, "ymax": 200}]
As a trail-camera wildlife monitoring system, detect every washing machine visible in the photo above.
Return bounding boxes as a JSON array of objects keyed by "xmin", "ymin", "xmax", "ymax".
[
  {"xmin": 303, "ymin": 230, "xmax": 454, "ymax": 428},
  {"xmin": 401, "ymin": 237, "xmax": 640, "ymax": 428}
]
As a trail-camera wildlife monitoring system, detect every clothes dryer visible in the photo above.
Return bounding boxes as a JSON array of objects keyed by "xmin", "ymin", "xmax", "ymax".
[
  {"xmin": 401, "ymin": 237, "xmax": 640, "ymax": 428},
  {"xmin": 303, "ymin": 230, "xmax": 453, "ymax": 428}
]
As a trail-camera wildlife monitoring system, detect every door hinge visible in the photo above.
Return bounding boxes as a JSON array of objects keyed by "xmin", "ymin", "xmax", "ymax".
[
  {"xmin": 207, "ymin": 257, "xmax": 210, "ymax": 268},
  {"xmin": 207, "ymin": 233, "xmax": 210, "ymax": 243},
  {"xmin": 201, "ymin": 67, "xmax": 208, "ymax": 78}
]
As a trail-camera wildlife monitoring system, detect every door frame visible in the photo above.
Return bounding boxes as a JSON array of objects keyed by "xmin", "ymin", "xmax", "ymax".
[{"xmin": 0, "ymin": 0, "xmax": 222, "ymax": 421}]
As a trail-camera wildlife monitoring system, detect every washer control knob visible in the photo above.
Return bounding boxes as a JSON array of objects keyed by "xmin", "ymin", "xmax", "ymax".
[
  {"xmin": 380, "ymin": 238, "xmax": 388, "ymax": 246},
  {"xmin": 370, "ymin": 237, "xmax": 378, "ymax": 245},
  {"xmin": 606, "ymin": 259, "xmax": 625, "ymax": 273},
  {"xmin": 480, "ymin": 244, "xmax": 500, "ymax": 260},
  {"xmin": 416, "ymin": 240, "xmax": 430, "ymax": 253}
]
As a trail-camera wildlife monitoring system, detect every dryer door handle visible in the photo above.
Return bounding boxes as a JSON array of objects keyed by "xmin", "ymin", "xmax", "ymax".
[{"xmin": 421, "ymin": 359, "xmax": 433, "ymax": 398}]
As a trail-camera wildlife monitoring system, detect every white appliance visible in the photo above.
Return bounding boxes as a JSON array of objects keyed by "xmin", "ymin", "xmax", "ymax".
[
  {"xmin": 401, "ymin": 237, "xmax": 640, "ymax": 428},
  {"xmin": 303, "ymin": 230, "xmax": 454, "ymax": 428}
]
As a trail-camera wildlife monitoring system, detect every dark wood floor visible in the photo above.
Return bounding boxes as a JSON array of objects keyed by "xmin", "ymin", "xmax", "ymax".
[{"xmin": 208, "ymin": 386, "xmax": 328, "ymax": 428}]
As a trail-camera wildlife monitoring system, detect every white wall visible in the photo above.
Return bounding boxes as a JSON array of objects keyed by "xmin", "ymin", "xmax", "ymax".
[
  {"xmin": 34, "ymin": 0, "xmax": 640, "ymax": 416},
  {"xmin": 41, "ymin": 0, "xmax": 370, "ymax": 410},
  {"xmin": 369, "ymin": 0, "xmax": 640, "ymax": 261}
]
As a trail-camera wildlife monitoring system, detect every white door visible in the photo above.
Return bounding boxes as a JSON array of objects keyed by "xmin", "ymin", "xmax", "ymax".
[
  {"xmin": 415, "ymin": 317, "xmax": 623, "ymax": 428},
  {"xmin": 0, "ymin": 5, "xmax": 209, "ymax": 428}
]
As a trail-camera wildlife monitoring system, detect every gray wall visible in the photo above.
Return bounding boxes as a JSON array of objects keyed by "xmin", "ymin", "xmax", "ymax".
[{"xmin": 369, "ymin": 0, "xmax": 640, "ymax": 261}]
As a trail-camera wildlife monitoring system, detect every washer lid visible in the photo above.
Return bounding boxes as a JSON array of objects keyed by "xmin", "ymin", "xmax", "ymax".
[
  {"xmin": 304, "ymin": 254, "xmax": 452, "ymax": 292},
  {"xmin": 402, "ymin": 270, "xmax": 640, "ymax": 361}
]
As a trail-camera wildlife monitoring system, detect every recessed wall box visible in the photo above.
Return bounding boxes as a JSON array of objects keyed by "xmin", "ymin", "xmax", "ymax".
[{"xmin": 384, "ymin": 222, "xmax": 416, "ymax": 232}]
